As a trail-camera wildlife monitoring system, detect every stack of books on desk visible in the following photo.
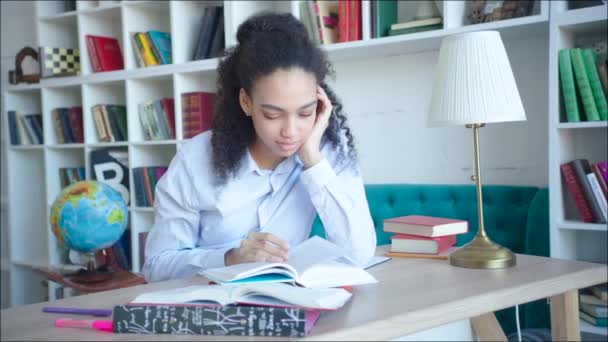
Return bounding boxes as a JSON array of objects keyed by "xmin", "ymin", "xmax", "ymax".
[
  {"xmin": 383, "ymin": 215, "xmax": 468, "ymax": 258},
  {"xmin": 579, "ymin": 283, "xmax": 607, "ymax": 327}
]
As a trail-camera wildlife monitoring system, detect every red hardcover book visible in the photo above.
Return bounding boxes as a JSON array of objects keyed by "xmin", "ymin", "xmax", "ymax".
[
  {"xmin": 159, "ymin": 97, "xmax": 175, "ymax": 139},
  {"xmin": 390, "ymin": 233, "xmax": 456, "ymax": 254},
  {"xmin": 383, "ymin": 215, "xmax": 468, "ymax": 237},
  {"xmin": 569, "ymin": 159, "xmax": 606, "ymax": 223},
  {"xmin": 560, "ymin": 161, "xmax": 596, "ymax": 222},
  {"xmin": 338, "ymin": 0, "xmax": 349, "ymax": 42},
  {"xmin": 68, "ymin": 106, "xmax": 83, "ymax": 143},
  {"xmin": 182, "ymin": 92, "xmax": 215, "ymax": 139},
  {"xmin": 85, "ymin": 34, "xmax": 124, "ymax": 72},
  {"xmin": 349, "ymin": 0, "xmax": 362, "ymax": 41}
]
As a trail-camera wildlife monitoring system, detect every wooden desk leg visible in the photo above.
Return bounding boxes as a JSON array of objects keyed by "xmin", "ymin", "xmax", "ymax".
[
  {"xmin": 550, "ymin": 290, "xmax": 580, "ymax": 341},
  {"xmin": 471, "ymin": 313, "xmax": 507, "ymax": 341}
]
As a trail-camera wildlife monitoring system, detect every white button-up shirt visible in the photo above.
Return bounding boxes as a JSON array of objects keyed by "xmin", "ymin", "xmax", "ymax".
[{"xmin": 142, "ymin": 131, "xmax": 376, "ymax": 282}]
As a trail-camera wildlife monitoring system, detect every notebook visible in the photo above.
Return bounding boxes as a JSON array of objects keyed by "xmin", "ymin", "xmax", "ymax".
[{"xmin": 199, "ymin": 236, "xmax": 378, "ymax": 288}]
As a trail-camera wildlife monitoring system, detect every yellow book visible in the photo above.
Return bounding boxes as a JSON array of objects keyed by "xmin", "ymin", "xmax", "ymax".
[{"xmin": 135, "ymin": 32, "xmax": 159, "ymax": 66}]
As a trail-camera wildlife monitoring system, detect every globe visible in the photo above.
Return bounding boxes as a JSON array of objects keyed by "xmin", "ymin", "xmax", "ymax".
[{"xmin": 50, "ymin": 180, "xmax": 128, "ymax": 255}]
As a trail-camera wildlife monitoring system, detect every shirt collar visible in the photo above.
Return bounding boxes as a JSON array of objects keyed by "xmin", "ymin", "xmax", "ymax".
[{"xmin": 238, "ymin": 147, "xmax": 303, "ymax": 177}]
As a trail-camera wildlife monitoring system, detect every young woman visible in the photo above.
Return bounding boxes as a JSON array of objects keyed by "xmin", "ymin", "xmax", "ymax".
[{"xmin": 142, "ymin": 12, "xmax": 376, "ymax": 282}]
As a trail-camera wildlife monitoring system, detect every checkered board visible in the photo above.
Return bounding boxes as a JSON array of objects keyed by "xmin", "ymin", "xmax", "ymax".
[{"xmin": 39, "ymin": 47, "xmax": 80, "ymax": 78}]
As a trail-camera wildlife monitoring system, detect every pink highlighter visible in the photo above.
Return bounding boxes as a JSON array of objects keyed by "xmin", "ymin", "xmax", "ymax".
[{"xmin": 55, "ymin": 318, "xmax": 113, "ymax": 332}]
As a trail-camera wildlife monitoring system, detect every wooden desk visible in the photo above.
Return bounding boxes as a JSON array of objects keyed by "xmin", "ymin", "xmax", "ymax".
[{"xmin": 1, "ymin": 246, "xmax": 606, "ymax": 341}]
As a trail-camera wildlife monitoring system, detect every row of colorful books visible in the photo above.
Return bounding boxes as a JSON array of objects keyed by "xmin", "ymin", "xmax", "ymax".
[
  {"xmin": 92, "ymin": 104, "xmax": 127, "ymax": 142},
  {"xmin": 58, "ymin": 167, "xmax": 85, "ymax": 189},
  {"xmin": 579, "ymin": 283, "xmax": 607, "ymax": 327},
  {"xmin": 384, "ymin": 215, "xmax": 468, "ymax": 257},
  {"xmin": 299, "ymin": 0, "xmax": 362, "ymax": 45},
  {"xmin": 192, "ymin": 6, "xmax": 225, "ymax": 60},
  {"xmin": 52, "ymin": 106, "xmax": 83, "ymax": 144},
  {"xmin": 561, "ymin": 159, "xmax": 608, "ymax": 224},
  {"xmin": 558, "ymin": 48, "xmax": 608, "ymax": 122},
  {"xmin": 138, "ymin": 98, "xmax": 175, "ymax": 140},
  {"xmin": 7, "ymin": 111, "xmax": 43, "ymax": 145},
  {"xmin": 130, "ymin": 30, "xmax": 172, "ymax": 67},
  {"xmin": 132, "ymin": 166, "xmax": 168, "ymax": 207}
]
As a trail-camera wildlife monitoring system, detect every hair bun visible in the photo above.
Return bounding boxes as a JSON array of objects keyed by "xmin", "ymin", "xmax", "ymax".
[{"xmin": 236, "ymin": 12, "xmax": 309, "ymax": 45}]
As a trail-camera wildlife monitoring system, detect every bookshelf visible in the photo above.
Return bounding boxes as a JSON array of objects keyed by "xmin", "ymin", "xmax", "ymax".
[
  {"xmin": 548, "ymin": 0, "xmax": 608, "ymax": 338},
  {"xmin": 0, "ymin": 0, "xmax": 556, "ymax": 308}
]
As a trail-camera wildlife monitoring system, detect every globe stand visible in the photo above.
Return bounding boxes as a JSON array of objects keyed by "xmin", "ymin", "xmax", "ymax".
[{"xmin": 67, "ymin": 252, "xmax": 113, "ymax": 284}]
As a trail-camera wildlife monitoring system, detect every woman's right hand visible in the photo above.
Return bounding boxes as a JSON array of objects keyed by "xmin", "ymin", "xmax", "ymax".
[{"xmin": 224, "ymin": 232, "xmax": 290, "ymax": 266}]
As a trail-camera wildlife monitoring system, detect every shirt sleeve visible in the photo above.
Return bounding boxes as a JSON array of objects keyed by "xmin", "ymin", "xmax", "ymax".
[
  {"xmin": 298, "ymin": 143, "xmax": 376, "ymax": 266},
  {"xmin": 141, "ymin": 151, "xmax": 235, "ymax": 283}
]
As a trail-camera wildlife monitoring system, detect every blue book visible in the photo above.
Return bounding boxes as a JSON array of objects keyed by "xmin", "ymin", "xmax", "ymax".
[
  {"xmin": 146, "ymin": 30, "xmax": 172, "ymax": 64},
  {"xmin": 59, "ymin": 108, "xmax": 74, "ymax": 143},
  {"xmin": 7, "ymin": 110, "xmax": 19, "ymax": 145}
]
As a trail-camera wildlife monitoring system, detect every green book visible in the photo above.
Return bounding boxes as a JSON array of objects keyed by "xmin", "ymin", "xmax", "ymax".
[
  {"xmin": 375, "ymin": 0, "xmax": 397, "ymax": 38},
  {"xmin": 558, "ymin": 49, "xmax": 581, "ymax": 122},
  {"xmin": 571, "ymin": 48, "xmax": 600, "ymax": 121},
  {"xmin": 389, "ymin": 23, "xmax": 442, "ymax": 36},
  {"xmin": 108, "ymin": 105, "xmax": 128, "ymax": 141},
  {"xmin": 582, "ymin": 49, "xmax": 608, "ymax": 120},
  {"xmin": 146, "ymin": 167, "xmax": 158, "ymax": 204}
]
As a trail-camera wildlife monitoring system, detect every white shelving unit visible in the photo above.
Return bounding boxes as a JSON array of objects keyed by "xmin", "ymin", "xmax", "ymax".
[
  {"xmin": 548, "ymin": 0, "xmax": 608, "ymax": 338},
  {"xmin": 1, "ymin": 0, "xmax": 556, "ymax": 308}
]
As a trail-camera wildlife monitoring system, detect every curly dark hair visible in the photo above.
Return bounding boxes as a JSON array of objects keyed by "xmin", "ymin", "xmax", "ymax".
[{"xmin": 211, "ymin": 11, "xmax": 357, "ymax": 183}]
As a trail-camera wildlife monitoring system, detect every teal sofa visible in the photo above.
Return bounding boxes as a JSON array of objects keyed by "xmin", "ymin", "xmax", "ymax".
[{"xmin": 310, "ymin": 184, "xmax": 550, "ymax": 336}]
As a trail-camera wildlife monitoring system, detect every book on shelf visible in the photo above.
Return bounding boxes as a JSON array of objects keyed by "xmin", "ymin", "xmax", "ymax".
[
  {"xmin": 38, "ymin": 46, "xmax": 80, "ymax": 78},
  {"xmin": 129, "ymin": 282, "xmax": 352, "ymax": 311},
  {"xmin": 138, "ymin": 98, "xmax": 174, "ymax": 140},
  {"xmin": 146, "ymin": 30, "xmax": 172, "ymax": 65},
  {"xmin": 383, "ymin": 215, "xmax": 468, "ymax": 237},
  {"xmin": 560, "ymin": 159, "xmax": 606, "ymax": 223},
  {"xmin": 337, "ymin": 0, "xmax": 361, "ymax": 43},
  {"xmin": 580, "ymin": 293, "xmax": 608, "ymax": 306},
  {"xmin": 571, "ymin": 48, "xmax": 601, "ymax": 121},
  {"xmin": 390, "ymin": 233, "xmax": 456, "ymax": 254},
  {"xmin": 558, "ymin": 49, "xmax": 581, "ymax": 122},
  {"xmin": 300, "ymin": 1, "xmax": 321, "ymax": 45},
  {"xmin": 133, "ymin": 166, "xmax": 168, "ymax": 207},
  {"xmin": 59, "ymin": 167, "xmax": 85, "ymax": 189},
  {"xmin": 200, "ymin": 236, "xmax": 377, "ymax": 289},
  {"xmin": 593, "ymin": 283, "xmax": 608, "ymax": 301},
  {"xmin": 593, "ymin": 161, "xmax": 608, "ymax": 198},
  {"xmin": 586, "ymin": 173, "xmax": 608, "ymax": 222},
  {"xmin": 314, "ymin": 0, "xmax": 339, "ymax": 44},
  {"xmin": 15, "ymin": 113, "xmax": 43, "ymax": 145},
  {"xmin": 113, "ymin": 303, "xmax": 321, "ymax": 336},
  {"xmin": 582, "ymin": 49, "xmax": 608, "ymax": 121},
  {"xmin": 192, "ymin": 6, "xmax": 224, "ymax": 60},
  {"xmin": 580, "ymin": 302, "xmax": 608, "ymax": 318},
  {"xmin": 580, "ymin": 310, "xmax": 607, "ymax": 327},
  {"xmin": 85, "ymin": 35, "xmax": 124, "ymax": 72},
  {"xmin": 389, "ymin": 23, "xmax": 442, "ymax": 37},
  {"xmin": 390, "ymin": 16, "xmax": 442, "ymax": 31},
  {"xmin": 373, "ymin": 0, "xmax": 398, "ymax": 38},
  {"xmin": 90, "ymin": 148, "xmax": 130, "ymax": 204},
  {"xmin": 182, "ymin": 91, "xmax": 215, "ymax": 139}
]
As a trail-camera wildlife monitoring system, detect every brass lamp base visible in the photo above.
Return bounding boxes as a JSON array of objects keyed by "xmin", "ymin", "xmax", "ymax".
[{"xmin": 450, "ymin": 235, "xmax": 516, "ymax": 269}]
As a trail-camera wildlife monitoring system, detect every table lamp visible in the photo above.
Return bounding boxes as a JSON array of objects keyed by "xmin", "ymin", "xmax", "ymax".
[{"xmin": 428, "ymin": 31, "xmax": 526, "ymax": 269}]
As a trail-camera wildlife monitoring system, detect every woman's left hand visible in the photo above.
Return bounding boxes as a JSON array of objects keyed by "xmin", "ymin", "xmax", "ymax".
[{"xmin": 298, "ymin": 85, "xmax": 332, "ymax": 168}]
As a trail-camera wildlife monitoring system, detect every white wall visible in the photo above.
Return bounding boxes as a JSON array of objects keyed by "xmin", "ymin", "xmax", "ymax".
[
  {"xmin": 332, "ymin": 34, "xmax": 548, "ymax": 187},
  {"xmin": 1, "ymin": 0, "xmax": 37, "ymax": 309}
]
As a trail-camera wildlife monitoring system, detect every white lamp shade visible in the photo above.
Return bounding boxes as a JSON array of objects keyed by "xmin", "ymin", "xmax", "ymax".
[{"xmin": 428, "ymin": 31, "xmax": 526, "ymax": 127}]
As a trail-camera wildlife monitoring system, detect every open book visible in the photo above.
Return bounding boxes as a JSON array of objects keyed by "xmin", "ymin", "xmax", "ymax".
[
  {"xmin": 200, "ymin": 236, "xmax": 378, "ymax": 288},
  {"xmin": 130, "ymin": 282, "xmax": 352, "ymax": 310}
]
